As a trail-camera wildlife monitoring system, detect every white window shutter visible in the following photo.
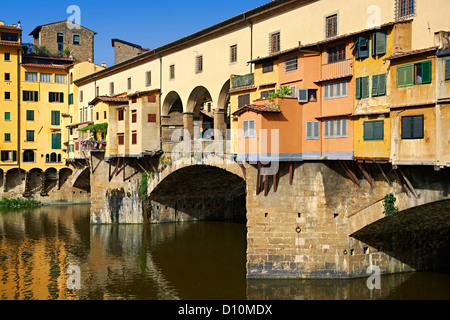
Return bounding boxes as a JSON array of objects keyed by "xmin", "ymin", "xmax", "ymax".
[
  {"xmin": 298, "ymin": 89, "xmax": 308, "ymax": 103},
  {"xmin": 314, "ymin": 122, "xmax": 320, "ymax": 139},
  {"xmin": 290, "ymin": 86, "xmax": 297, "ymax": 98}
]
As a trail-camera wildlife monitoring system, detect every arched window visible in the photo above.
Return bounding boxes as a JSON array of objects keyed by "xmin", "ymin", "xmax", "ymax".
[
  {"xmin": 46, "ymin": 154, "xmax": 50, "ymax": 163},
  {"xmin": 23, "ymin": 150, "xmax": 35, "ymax": 163},
  {"xmin": 50, "ymin": 152, "xmax": 57, "ymax": 163},
  {"xmin": 57, "ymin": 154, "xmax": 62, "ymax": 163}
]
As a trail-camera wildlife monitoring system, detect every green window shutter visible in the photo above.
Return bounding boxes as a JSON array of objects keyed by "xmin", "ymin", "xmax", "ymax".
[
  {"xmin": 405, "ymin": 64, "xmax": 414, "ymax": 86},
  {"xmin": 374, "ymin": 32, "xmax": 387, "ymax": 56},
  {"xmin": 397, "ymin": 66, "xmax": 405, "ymax": 87},
  {"xmin": 413, "ymin": 115, "xmax": 424, "ymax": 139},
  {"xmin": 0, "ymin": 151, "xmax": 4, "ymax": 162},
  {"xmin": 401, "ymin": 116, "xmax": 412, "ymax": 139},
  {"xmin": 23, "ymin": 91, "xmax": 27, "ymax": 101},
  {"xmin": 49, "ymin": 92, "xmax": 53, "ymax": 102},
  {"xmin": 51, "ymin": 111, "xmax": 60, "ymax": 125},
  {"xmin": 59, "ymin": 93, "xmax": 64, "ymax": 103},
  {"xmin": 12, "ymin": 151, "xmax": 17, "ymax": 162},
  {"xmin": 422, "ymin": 60, "xmax": 432, "ymax": 84},
  {"xmin": 445, "ymin": 59, "xmax": 450, "ymax": 81},
  {"xmin": 378, "ymin": 73, "xmax": 387, "ymax": 96},
  {"xmin": 52, "ymin": 133, "xmax": 61, "ymax": 149},
  {"xmin": 373, "ymin": 121, "xmax": 384, "ymax": 140},
  {"xmin": 372, "ymin": 74, "xmax": 379, "ymax": 97},
  {"xmin": 362, "ymin": 76, "xmax": 370, "ymax": 98},
  {"xmin": 355, "ymin": 77, "xmax": 362, "ymax": 99},
  {"xmin": 357, "ymin": 36, "xmax": 369, "ymax": 59},
  {"xmin": 34, "ymin": 91, "xmax": 38, "ymax": 102},
  {"xmin": 363, "ymin": 122, "xmax": 373, "ymax": 140}
]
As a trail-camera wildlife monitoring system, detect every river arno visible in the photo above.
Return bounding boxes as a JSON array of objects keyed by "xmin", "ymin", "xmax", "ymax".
[{"xmin": 0, "ymin": 205, "xmax": 449, "ymax": 300}]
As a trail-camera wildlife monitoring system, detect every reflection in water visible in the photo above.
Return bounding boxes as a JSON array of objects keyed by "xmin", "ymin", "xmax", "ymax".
[{"xmin": 0, "ymin": 205, "xmax": 449, "ymax": 300}]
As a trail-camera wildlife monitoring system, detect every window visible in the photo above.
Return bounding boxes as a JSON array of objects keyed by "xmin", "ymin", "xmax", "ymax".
[
  {"xmin": 26, "ymin": 130, "xmax": 35, "ymax": 142},
  {"xmin": 269, "ymin": 32, "xmax": 281, "ymax": 54},
  {"xmin": 306, "ymin": 122, "xmax": 320, "ymax": 140},
  {"xmin": 396, "ymin": 0, "xmax": 415, "ymax": 20},
  {"xmin": 290, "ymin": 85, "xmax": 297, "ymax": 98},
  {"xmin": 96, "ymin": 112, "xmax": 99, "ymax": 121},
  {"xmin": 109, "ymin": 82, "xmax": 115, "ymax": 95},
  {"xmin": 40, "ymin": 73, "xmax": 52, "ymax": 83},
  {"xmin": 49, "ymin": 92, "xmax": 64, "ymax": 103},
  {"xmin": 0, "ymin": 151, "xmax": 16, "ymax": 162},
  {"xmin": 4, "ymin": 53, "xmax": 11, "ymax": 61},
  {"xmin": 4, "ymin": 133, "xmax": 11, "ymax": 142},
  {"xmin": 51, "ymin": 133, "xmax": 62, "ymax": 149},
  {"xmin": 195, "ymin": 55, "xmax": 203, "ymax": 74},
  {"xmin": 132, "ymin": 131, "xmax": 137, "ymax": 145},
  {"xmin": 446, "ymin": 59, "xmax": 450, "ymax": 81},
  {"xmin": 23, "ymin": 150, "xmax": 35, "ymax": 163},
  {"xmin": 327, "ymin": 45, "xmax": 346, "ymax": 63},
  {"xmin": 117, "ymin": 133, "xmax": 125, "ymax": 145},
  {"xmin": 170, "ymin": 64, "xmax": 175, "ymax": 80},
  {"xmin": 372, "ymin": 74, "xmax": 387, "ymax": 97},
  {"xmin": 51, "ymin": 111, "xmax": 61, "ymax": 125},
  {"xmin": 324, "ymin": 120, "xmax": 335, "ymax": 138},
  {"xmin": 262, "ymin": 60, "xmax": 273, "ymax": 73},
  {"xmin": 118, "ymin": 109, "xmax": 124, "ymax": 121},
  {"xmin": 132, "ymin": 110, "xmax": 137, "ymax": 123},
  {"xmin": 397, "ymin": 61, "xmax": 432, "ymax": 87},
  {"xmin": 96, "ymin": 86, "xmax": 100, "ymax": 96},
  {"xmin": 243, "ymin": 120, "xmax": 256, "ymax": 138},
  {"xmin": 401, "ymin": 115, "xmax": 424, "ymax": 139},
  {"xmin": 372, "ymin": 32, "xmax": 387, "ymax": 56},
  {"xmin": 55, "ymin": 74, "xmax": 67, "ymax": 84},
  {"xmin": 127, "ymin": 77, "xmax": 132, "ymax": 91},
  {"xmin": 238, "ymin": 94, "xmax": 250, "ymax": 108},
  {"xmin": 284, "ymin": 56, "xmax": 298, "ymax": 72},
  {"xmin": 5, "ymin": 73, "xmax": 10, "ymax": 81},
  {"xmin": 57, "ymin": 33, "xmax": 64, "ymax": 52},
  {"xmin": 230, "ymin": 45, "xmax": 237, "ymax": 63},
  {"xmin": 145, "ymin": 71, "xmax": 151, "ymax": 87},
  {"xmin": 104, "ymin": 111, "xmax": 107, "ymax": 119},
  {"xmin": 355, "ymin": 77, "xmax": 370, "ymax": 99},
  {"xmin": 260, "ymin": 90, "xmax": 275, "ymax": 100},
  {"xmin": 4, "ymin": 112, "xmax": 11, "ymax": 121},
  {"xmin": 4, "ymin": 92, "xmax": 11, "ymax": 100},
  {"xmin": 79, "ymin": 90, "xmax": 83, "ymax": 103},
  {"xmin": 298, "ymin": 89, "xmax": 318, "ymax": 103},
  {"xmin": 354, "ymin": 36, "xmax": 369, "ymax": 59},
  {"xmin": 324, "ymin": 81, "xmax": 348, "ymax": 99},
  {"xmin": 364, "ymin": 120, "xmax": 384, "ymax": 141},
  {"xmin": 325, "ymin": 14, "xmax": 338, "ymax": 38},
  {"xmin": 26, "ymin": 110, "xmax": 34, "ymax": 121},
  {"xmin": 336, "ymin": 119, "xmax": 348, "ymax": 138},
  {"xmin": 23, "ymin": 91, "xmax": 39, "ymax": 102},
  {"xmin": 73, "ymin": 34, "xmax": 80, "ymax": 45},
  {"xmin": 1, "ymin": 32, "xmax": 18, "ymax": 42},
  {"xmin": 25, "ymin": 72, "xmax": 37, "ymax": 82},
  {"xmin": 148, "ymin": 114, "xmax": 157, "ymax": 123},
  {"xmin": 69, "ymin": 93, "xmax": 74, "ymax": 105}
]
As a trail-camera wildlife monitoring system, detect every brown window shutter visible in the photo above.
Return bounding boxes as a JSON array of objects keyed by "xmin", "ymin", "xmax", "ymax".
[
  {"xmin": 148, "ymin": 114, "xmax": 157, "ymax": 123},
  {"xmin": 148, "ymin": 95, "xmax": 156, "ymax": 103}
]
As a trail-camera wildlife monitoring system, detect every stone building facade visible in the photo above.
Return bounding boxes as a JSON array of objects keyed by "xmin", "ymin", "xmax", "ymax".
[
  {"xmin": 112, "ymin": 39, "xmax": 150, "ymax": 65},
  {"xmin": 29, "ymin": 20, "xmax": 96, "ymax": 62}
]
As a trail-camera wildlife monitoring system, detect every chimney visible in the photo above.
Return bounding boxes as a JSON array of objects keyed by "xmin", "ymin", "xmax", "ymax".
[
  {"xmin": 102, "ymin": 62, "xmax": 107, "ymax": 68},
  {"xmin": 17, "ymin": 21, "xmax": 21, "ymax": 28}
]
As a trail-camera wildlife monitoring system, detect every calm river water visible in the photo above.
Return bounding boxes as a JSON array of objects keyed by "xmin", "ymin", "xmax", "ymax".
[{"xmin": 0, "ymin": 205, "xmax": 449, "ymax": 300}]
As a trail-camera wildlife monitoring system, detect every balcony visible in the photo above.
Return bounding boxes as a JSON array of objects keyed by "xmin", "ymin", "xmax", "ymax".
[
  {"xmin": 320, "ymin": 59, "xmax": 353, "ymax": 82},
  {"xmin": 231, "ymin": 73, "xmax": 255, "ymax": 90}
]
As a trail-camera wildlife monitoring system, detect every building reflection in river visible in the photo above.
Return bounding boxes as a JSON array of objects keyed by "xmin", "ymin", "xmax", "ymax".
[{"xmin": 1, "ymin": 205, "xmax": 450, "ymax": 300}]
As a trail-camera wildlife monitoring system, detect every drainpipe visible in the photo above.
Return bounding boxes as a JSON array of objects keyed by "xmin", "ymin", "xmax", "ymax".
[
  {"xmin": 17, "ymin": 46, "xmax": 21, "ymax": 170},
  {"xmin": 243, "ymin": 13, "xmax": 253, "ymax": 74}
]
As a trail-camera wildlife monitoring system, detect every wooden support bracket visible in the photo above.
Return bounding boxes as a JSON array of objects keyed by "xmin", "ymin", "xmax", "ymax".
[
  {"xmin": 289, "ymin": 162, "xmax": 294, "ymax": 185},
  {"xmin": 397, "ymin": 167, "xmax": 418, "ymax": 198},
  {"xmin": 340, "ymin": 161, "xmax": 360, "ymax": 187},
  {"xmin": 356, "ymin": 162, "xmax": 375, "ymax": 189},
  {"xmin": 273, "ymin": 172, "xmax": 277, "ymax": 193}
]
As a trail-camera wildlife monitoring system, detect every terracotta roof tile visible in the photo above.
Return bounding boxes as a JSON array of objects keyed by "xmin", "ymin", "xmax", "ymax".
[
  {"xmin": 21, "ymin": 63, "xmax": 71, "ymax": 69},
  {"xmin": 386, "ymin": 47, "xmax": 438, "ymax": 60},
  {"xmin": 0, "ymin": 40, "xmax": 21, "ymax": 47},
  {"xmin": 232, "ymin": 104, "xmax": 281, "ymax": 116},
  {"xmin": 89, "ymin": 96, "xmax": 129, "ymax": 105}
]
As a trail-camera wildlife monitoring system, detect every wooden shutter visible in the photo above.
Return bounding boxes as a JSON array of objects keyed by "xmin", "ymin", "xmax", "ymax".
[
  {"xmin": 397, "ymin": 66, "xmax": 405, "ymax": 87},
  {"xmin": 412, "ymin": 115, "xmax": 424, "ymax": 139},
  {"xmin": 243, "ymin": 121, "xmax": 249, "ymax": 138},
  {"xmin": 306, "ymin": 122, "xmax": 312, "ymax": 139},
  {"xmin": 314, "ymin": 122, "xmax": 320, "ymax": 139},
  {"xmin": 372, "ymin": 74, "xmax": 379, "ymax": 97},
  {"xmin": 445, "ymin": 59, "xmax": 450, "ymax": 80},
  {"xmin": 362, "ymin": 77, "xmax": 370, "ymax": 98},
  {"xmin": 378, "ymin": 73, "xmax": 386, "ymax": 96},
  {"xmin": 355, "ymin": 77, "xmax": 361, "ymax": 99},
  {"xmin": 1, "ymin": 151, "xmax": 5, "ymax": 162},
  {"xmin": 421, "ymin": 60, "xmax": 432, "ymax": 84},
  {"xmin": 12, "ymin": 151, "xmax": 17, "ymax": 162},
  {"xmin": 249, "ymin": 120, "xmax": 255, "ymax": 138},
  {"xmin": 401, "ymin": 116, "xmax": 412, "ymax": 139},
  {"xmin": 298, "ymin": 89, "xmax": 308, "ymax": 102},
  {"xmin": 49, "ymin": 92, "xmax": 53, "ymax": 102},
  {"xmin": 357, "ymin": 36, "xmax": 369, "ymax": 59},
  {"xmin": 148, "ymin": 95, "xmax": 157, "ymax": 103},
  {"xmin": 405, "ymin": 64, "xmax": 414, "ymax": 86},
  {"xmin": 374, "ymin": 121, "xmax": 384, "ymax": 140},
  {"xmin": 373, "ymin": 32, "xmax": 387, "ymax": 56},
  {"xmin": 363, "ymin": 122, "xmax": 373, "ymax": 140}
]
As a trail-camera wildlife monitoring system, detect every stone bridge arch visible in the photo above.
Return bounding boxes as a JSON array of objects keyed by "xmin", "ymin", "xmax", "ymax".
[
  {"xmin": 72, "ymin": 167, "xmax": 91, "ymax": 193},
  {"xmin": 148, "ymin": 155, "xmax": 246, "ymax": 223}
]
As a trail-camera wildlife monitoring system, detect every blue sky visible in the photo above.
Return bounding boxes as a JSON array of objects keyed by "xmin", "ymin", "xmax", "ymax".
[{"xmin": 2, "ymin": 0, "xmax": 270, "ymax": 67}]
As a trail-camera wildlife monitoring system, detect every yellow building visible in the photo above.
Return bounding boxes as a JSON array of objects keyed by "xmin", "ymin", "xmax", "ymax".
[
  {"xmin": 0, "ymin": 21, "xmax": 21, "ymax": 170},
  {"xmin": 352, "ymin": 21, "xmax": 412, "ymax": 163}
]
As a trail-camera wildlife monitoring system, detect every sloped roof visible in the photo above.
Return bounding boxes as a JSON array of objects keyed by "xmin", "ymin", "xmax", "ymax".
[
  {"xmin": 232, "ymin": 104, "xmax": 281, "ymax": 116},
  {"xmin": 29, "ymin": 20, "xmax": 97, "ymax": 36},
  {"xmin": 89, "ymin": 96, "xmax": 129, "ymax": 105}
]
